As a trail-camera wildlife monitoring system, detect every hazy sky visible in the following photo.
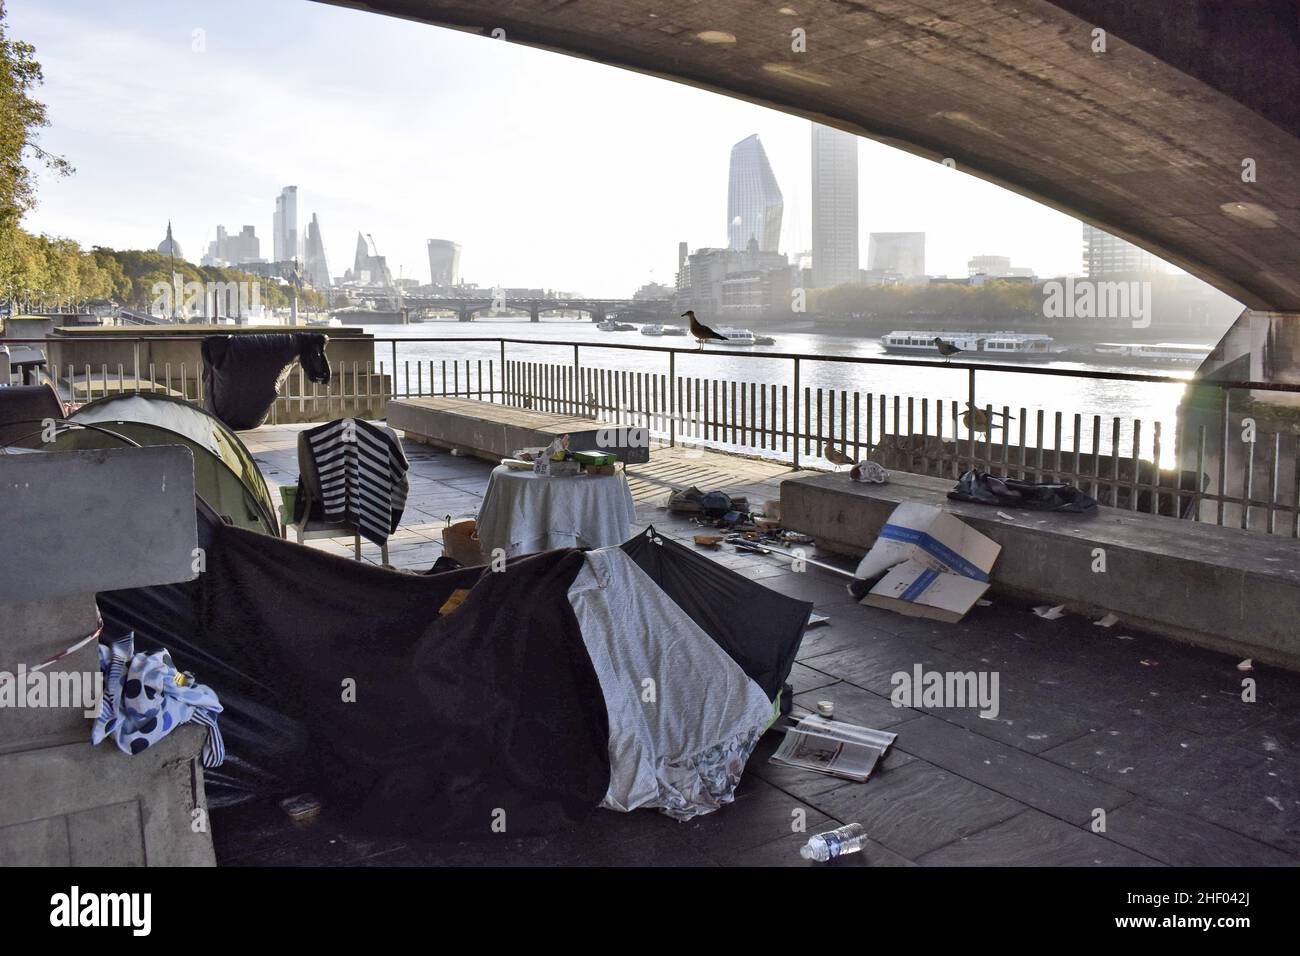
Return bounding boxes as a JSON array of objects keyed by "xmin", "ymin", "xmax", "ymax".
[{"xmin": 13, "ymin": 0, "xmax": 1101, "ymax": 297}]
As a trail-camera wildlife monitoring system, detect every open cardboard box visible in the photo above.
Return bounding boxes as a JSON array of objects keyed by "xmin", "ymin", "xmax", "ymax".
[{"xmin": 855, "ymin": 503, "xmax": 1001, "ymax": 623}]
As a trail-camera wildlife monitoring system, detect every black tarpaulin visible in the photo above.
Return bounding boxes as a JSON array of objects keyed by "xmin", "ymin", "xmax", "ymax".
[
  {"xmin": 620, "ymin": 526, "xmax": 812, "ymax": 699},
  {"xmin": 201, "ymin": 332, "xmax": 330, "ymax": 430},
  {"xmin": 98, "ymin": 508, "xmax": 610, "ymax": 837}
]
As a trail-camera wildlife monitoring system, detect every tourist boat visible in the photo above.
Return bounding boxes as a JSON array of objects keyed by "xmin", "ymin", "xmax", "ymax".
[
  {"xmin": 659, "ymin": 324, "xmax": 687, "ymax": 336},
  {"xmin": 596, "ymin": 319, "xmax": 636, "ymax": 332},
  {"xmin": 1092, "ymin": 342, "xmax": 1211, "ymax": 367},
  {"xmin": 880, "ymin": 330, "xmax": 1056, "ymax": 361},
  {"xmin": 639, "ymin": 324, "xmax": 664, "ymax": 336},
  {"xmin": 715, "ymin": 327, "xmax": 757, "ymax": 345},
  {"xmin": 753, "ymin": 334, "xmax": 776, "ymax": 346}
]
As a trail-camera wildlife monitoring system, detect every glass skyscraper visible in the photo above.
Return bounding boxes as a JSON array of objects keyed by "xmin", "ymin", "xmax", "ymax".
[
  {"xmin": 811, "ymin": 124, "xmax": 859, "ymax": 288},
  {"xmin": 727, "ymin": 134, "xmax": 783, "ymax": 253}
]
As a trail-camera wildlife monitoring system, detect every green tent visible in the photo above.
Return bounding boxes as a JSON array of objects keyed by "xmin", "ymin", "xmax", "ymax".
[{"xmin": 58, "ymin": 393, "xmax": 279, "ymax": 536}]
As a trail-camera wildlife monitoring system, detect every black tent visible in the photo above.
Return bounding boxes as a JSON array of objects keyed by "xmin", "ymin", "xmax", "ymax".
[
  {"xmin": 620, "ymin": 526, "xmax": 811, "ymax": 700},
  {"xmin": 98, "ymin": 522, "xmax": 813, "ymax": 836}
]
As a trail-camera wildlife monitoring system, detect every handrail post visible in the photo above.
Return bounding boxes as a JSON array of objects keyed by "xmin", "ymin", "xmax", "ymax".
[
  {"xmin": 391, "ymin": 340, "xmax": 398, "ymax": 398},
  {"xmin": 793, "ymin": 356, "xmax": 801, "ymax": 470},
  {"xmin": 499, "ymin": 339, "xmax": 506, "ymax": 404},
  {"xmin": 968, "ymin": 367, "xmax": 977, "ymax": 469},
  {"xmin": 669, "ymin": 348, "xmax": 676, "ymax": 447},
  {"xmin": 573, "ymin": 343, "xmax": 580, "ymax": 417}
]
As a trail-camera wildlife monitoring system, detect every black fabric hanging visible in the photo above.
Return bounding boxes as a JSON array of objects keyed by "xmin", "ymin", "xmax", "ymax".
[
  {"xmin": 201, "ymin": 332, "xmax": 330, "ymax": 430},
  {"xmin": 620, "ymin": 526, "xmax": 812, "ymax": 700}
]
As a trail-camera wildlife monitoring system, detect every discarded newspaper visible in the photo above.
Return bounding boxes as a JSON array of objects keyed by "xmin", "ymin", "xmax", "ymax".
[{"xmin": 770, "ymin": 714, "xmax": 897, "ymax": 783}]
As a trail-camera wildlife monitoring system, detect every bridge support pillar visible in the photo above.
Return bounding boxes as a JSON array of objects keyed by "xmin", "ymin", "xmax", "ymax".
[
  {"xmin": 458, "ymin": 307, "xmax": 471, "ymax": 322},
  {"xmin": 530, "ymin": 304, "xmax": 540, "ymax": 322},
  {"xmin": 1178, "ymin": 308, "xmax": 1300, "ymax": 533},
  {"xmin": 592, "ymin": 306, "xmax": 606, "ymax": 323}
]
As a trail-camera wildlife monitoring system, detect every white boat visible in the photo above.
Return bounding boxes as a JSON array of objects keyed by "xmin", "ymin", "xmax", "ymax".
[
  {"xmin": 640, "ymin": 324, "xmax": 664, "ymax": 336},
  {"xmin": 1093, "ymin": 342, "xmax": 1211, "ymax": 366},
  {"xmin": 659, "ymin": 324, "xmax": 687, "ymax": 336},
  {"xmin": 715, "ymin": 327, "xmax": 757, "ymax": 345},
  {"xmin": 881, "ymin": 330, "xmax": 1055, "ymax": 360},
  {"xmin": 596, "ymin": 319, "xmax": 635, "ymax": 332}
]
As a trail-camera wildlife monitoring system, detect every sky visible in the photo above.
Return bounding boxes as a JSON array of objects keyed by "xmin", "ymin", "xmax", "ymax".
[{"xmin": 12, "ymin": 0, "xmax": 1106, "ymax": 297}]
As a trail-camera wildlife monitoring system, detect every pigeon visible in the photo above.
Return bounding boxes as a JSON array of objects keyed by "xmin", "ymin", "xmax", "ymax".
[
  {"xmin": 961, "ymin": 403, "xmax": 1014, "ymax": 434},
  {"xmin": 682, "ymin": 310, "xmax": 727, "ymax": 349},
  {"xmin": 822, "ymin": 442, "xmax": 855, "ymax": 468},
  {"xmin": 933, "ymin": 336, "xmax": 963, "ymax": 361}
]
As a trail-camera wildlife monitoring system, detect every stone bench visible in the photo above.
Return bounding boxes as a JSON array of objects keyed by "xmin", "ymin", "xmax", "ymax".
[
  {"xmin": 387, "ymin": 397, "xmax": 650, "ymax": 464},
  {"xmin": 780, "ymin": 469, "xmax": 1300, "ymax": 669}
]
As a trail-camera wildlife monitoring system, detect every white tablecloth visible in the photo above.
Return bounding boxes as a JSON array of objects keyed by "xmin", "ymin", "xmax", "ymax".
[{"xmin": 476, "ymin": 465, "xmax": 637, "ymax": 557}]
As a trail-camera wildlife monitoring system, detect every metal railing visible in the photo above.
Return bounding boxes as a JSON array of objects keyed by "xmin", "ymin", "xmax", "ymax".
[{"xmin": 8, "ymin": 333, "xmax": 1300, "ymax": 537}]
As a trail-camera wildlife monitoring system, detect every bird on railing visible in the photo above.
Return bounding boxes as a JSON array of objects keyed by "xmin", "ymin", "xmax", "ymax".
[
  {"xmin": 822, "ymin": 442, "xmax": 856, "ymax": 469},
  {"xmin": 961, "ymin": 403, "xmax": 1014, "ymax": 434},
  {"xmin": 933, "ymin": 336, "xmax": 963, "ymax": 362},
  {"xmin": 682, "ymin": 310, "xmax": 727, "ymax": 350}
]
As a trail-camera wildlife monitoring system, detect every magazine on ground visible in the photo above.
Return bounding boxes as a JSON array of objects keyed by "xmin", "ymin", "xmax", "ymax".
[{"xmin": 769, "ymin": 714, "xmax": 898, "ymax": 783}]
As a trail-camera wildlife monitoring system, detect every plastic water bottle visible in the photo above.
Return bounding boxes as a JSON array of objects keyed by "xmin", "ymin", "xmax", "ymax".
[{"xmin": 800, "ymin": 822, "xmax": 869, "ymax": 862}]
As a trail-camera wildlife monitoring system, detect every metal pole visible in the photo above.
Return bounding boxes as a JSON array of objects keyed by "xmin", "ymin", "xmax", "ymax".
[
  {"xmin": 967, "ymin": 366, "xmax": 976, "ymax": 469},
  {"xmin": 669, "ymin": 349, "xmax": 676, "ymax": 447},
  {"xmin": 499, "ymin": 339, "xmax": 506, "ymax": 403},
  {"xmin": 792, "ymin": 356, "xmax": 801, "ymax": 470},
  {"xmin": 391, "ymin": 340, "xmax": 398, "ymax": 398}
]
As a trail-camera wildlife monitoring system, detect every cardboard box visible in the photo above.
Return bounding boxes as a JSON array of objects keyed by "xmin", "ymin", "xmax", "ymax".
[
  {"xmin": 855, "ymin": 503, "xmax": 1000, "ymax": 623},
  {"xmin": 573, "ymin": 449, "xmax": 617, "ymax": 466}
]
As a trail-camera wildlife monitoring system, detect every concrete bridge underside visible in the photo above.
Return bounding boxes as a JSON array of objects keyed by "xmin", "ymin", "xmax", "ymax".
[{"xmin": 318, "ymin": 0, "xmax": 1300, "ymax": 314}]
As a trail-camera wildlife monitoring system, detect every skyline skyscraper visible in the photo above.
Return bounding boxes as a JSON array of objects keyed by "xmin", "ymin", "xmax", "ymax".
[
  {"xmin": 273, "ymin": 185, "xmax": 299, "ymax": 263},
  {"xmin": 427, "ymin": 239, "xmax": 461, "ymax": 286},
  {"xmin": 303, "ymin": 213, "xmax": 331, "ymax": 289},
  {"xmin": 1082, "ymin": 223, "xmax": 1163, "ymax": 276},
  {"xmin": 810, "ymin": 124, "xmax": 859, "ymax": 289},
  {"xmin": 727, "ymin": 134, "xmax": 783, "ymax": 253},
  {"xmin": 867, "ymin": 232, "xmax": 926, "ymax": 278}
]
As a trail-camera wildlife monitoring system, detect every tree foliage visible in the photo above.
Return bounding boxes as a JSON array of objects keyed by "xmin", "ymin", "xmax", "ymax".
[{"xmin": 810, "ymin": 280, "xmax": 1041, "ymax": 320}]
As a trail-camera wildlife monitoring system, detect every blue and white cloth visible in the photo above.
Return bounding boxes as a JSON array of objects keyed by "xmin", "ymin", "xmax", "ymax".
[{"xmin": 92, "ymin": 634, "xmax": 225, "ymax": 767}]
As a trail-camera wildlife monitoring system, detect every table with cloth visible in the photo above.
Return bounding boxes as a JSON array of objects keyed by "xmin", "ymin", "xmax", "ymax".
[{"xmin": 476, "ymin": 465, "xmax": 637, "ymax": 558}]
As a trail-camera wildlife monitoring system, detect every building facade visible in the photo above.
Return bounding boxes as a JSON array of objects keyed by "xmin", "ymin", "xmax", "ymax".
[
  {"xmin": 679, "ymin": 240, "xmax": 790, "ymax": 319},
  {"xmin": 810, "ymin": 124, "xmax": 859, "ymax": 289},
  {"xmin": 867, "ymin": 232, "xmax": 925, "ymax": 278},
  {"xmin": 303, "ymin": 214, "xmax": 331, "ymax": 289},
  {"xmin": 427, "ymin": 239, "xmax": 462, "ymax": 287},
  {"xmin": 202, "ymin": 225, "xmax": 260, "ymax": 267},
  {"xmin": 727, "ymin": 135, "xmax": 784, "ymax": 253},
  {"xmin": 1082, "ymin": 223, "xmax": 1163, "ymax": 276},
  {"xmin": 273, "ymin": 186, "xmax": 299, "ymax": 263}
]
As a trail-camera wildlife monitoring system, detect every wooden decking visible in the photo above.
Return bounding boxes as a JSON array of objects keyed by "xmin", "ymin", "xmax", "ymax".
[{"xmin": 624, "ymin": 441, "xmax": 794, "ymax": 504}]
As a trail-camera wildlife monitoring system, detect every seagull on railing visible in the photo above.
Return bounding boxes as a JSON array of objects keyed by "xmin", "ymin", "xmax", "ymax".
[
  {"xmin": 933, "ymin": 336, "xmax": 963, "ymax": 362},
  {"xmin": 961, "ymin": 403, "xmax": 1014, "ymax": 434},
  {"xmin": 682, "ymin": 310, "xmax": 727, "ymax": 350}
]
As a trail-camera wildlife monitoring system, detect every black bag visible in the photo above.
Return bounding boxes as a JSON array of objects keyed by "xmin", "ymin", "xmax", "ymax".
[{"xmin": 948, "ymin": 470, "xmax": 1097, "ymax": 513}]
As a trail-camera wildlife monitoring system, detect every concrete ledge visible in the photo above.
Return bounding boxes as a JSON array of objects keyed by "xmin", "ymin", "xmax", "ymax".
[
  {"xmin": 781, "ymin": 470, "xmax": 1300, "ymax": 669},
  {"xmin": 387, "ymin": 397, "xmax": 649, "ymax": 463}
]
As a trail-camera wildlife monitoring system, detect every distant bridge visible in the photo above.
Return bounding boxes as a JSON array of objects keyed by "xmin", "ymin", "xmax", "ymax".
[{"xmin": 399, "ymin": 296, "xmax": 676, "ymax": 323}]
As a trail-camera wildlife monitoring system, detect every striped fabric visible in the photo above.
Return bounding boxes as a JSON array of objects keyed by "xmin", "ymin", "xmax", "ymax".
[{"xmin": 304, "ymin": 418, "xmax": 410, "ymax": 547}]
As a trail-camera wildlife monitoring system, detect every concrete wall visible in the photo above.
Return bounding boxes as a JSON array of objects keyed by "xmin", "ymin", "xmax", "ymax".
[
  {"xmin": 0, "ymin": 446, "xmax": 215, "ymax": 866},
  {"xmin": 781, "ymin": 470, "xmax": 1300, "ymax": 669}
]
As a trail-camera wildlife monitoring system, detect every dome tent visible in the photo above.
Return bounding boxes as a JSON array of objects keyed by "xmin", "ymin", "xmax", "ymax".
[{"xmin": 58, "ymin": 393, "xmax": 279, "ymax": 536}]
